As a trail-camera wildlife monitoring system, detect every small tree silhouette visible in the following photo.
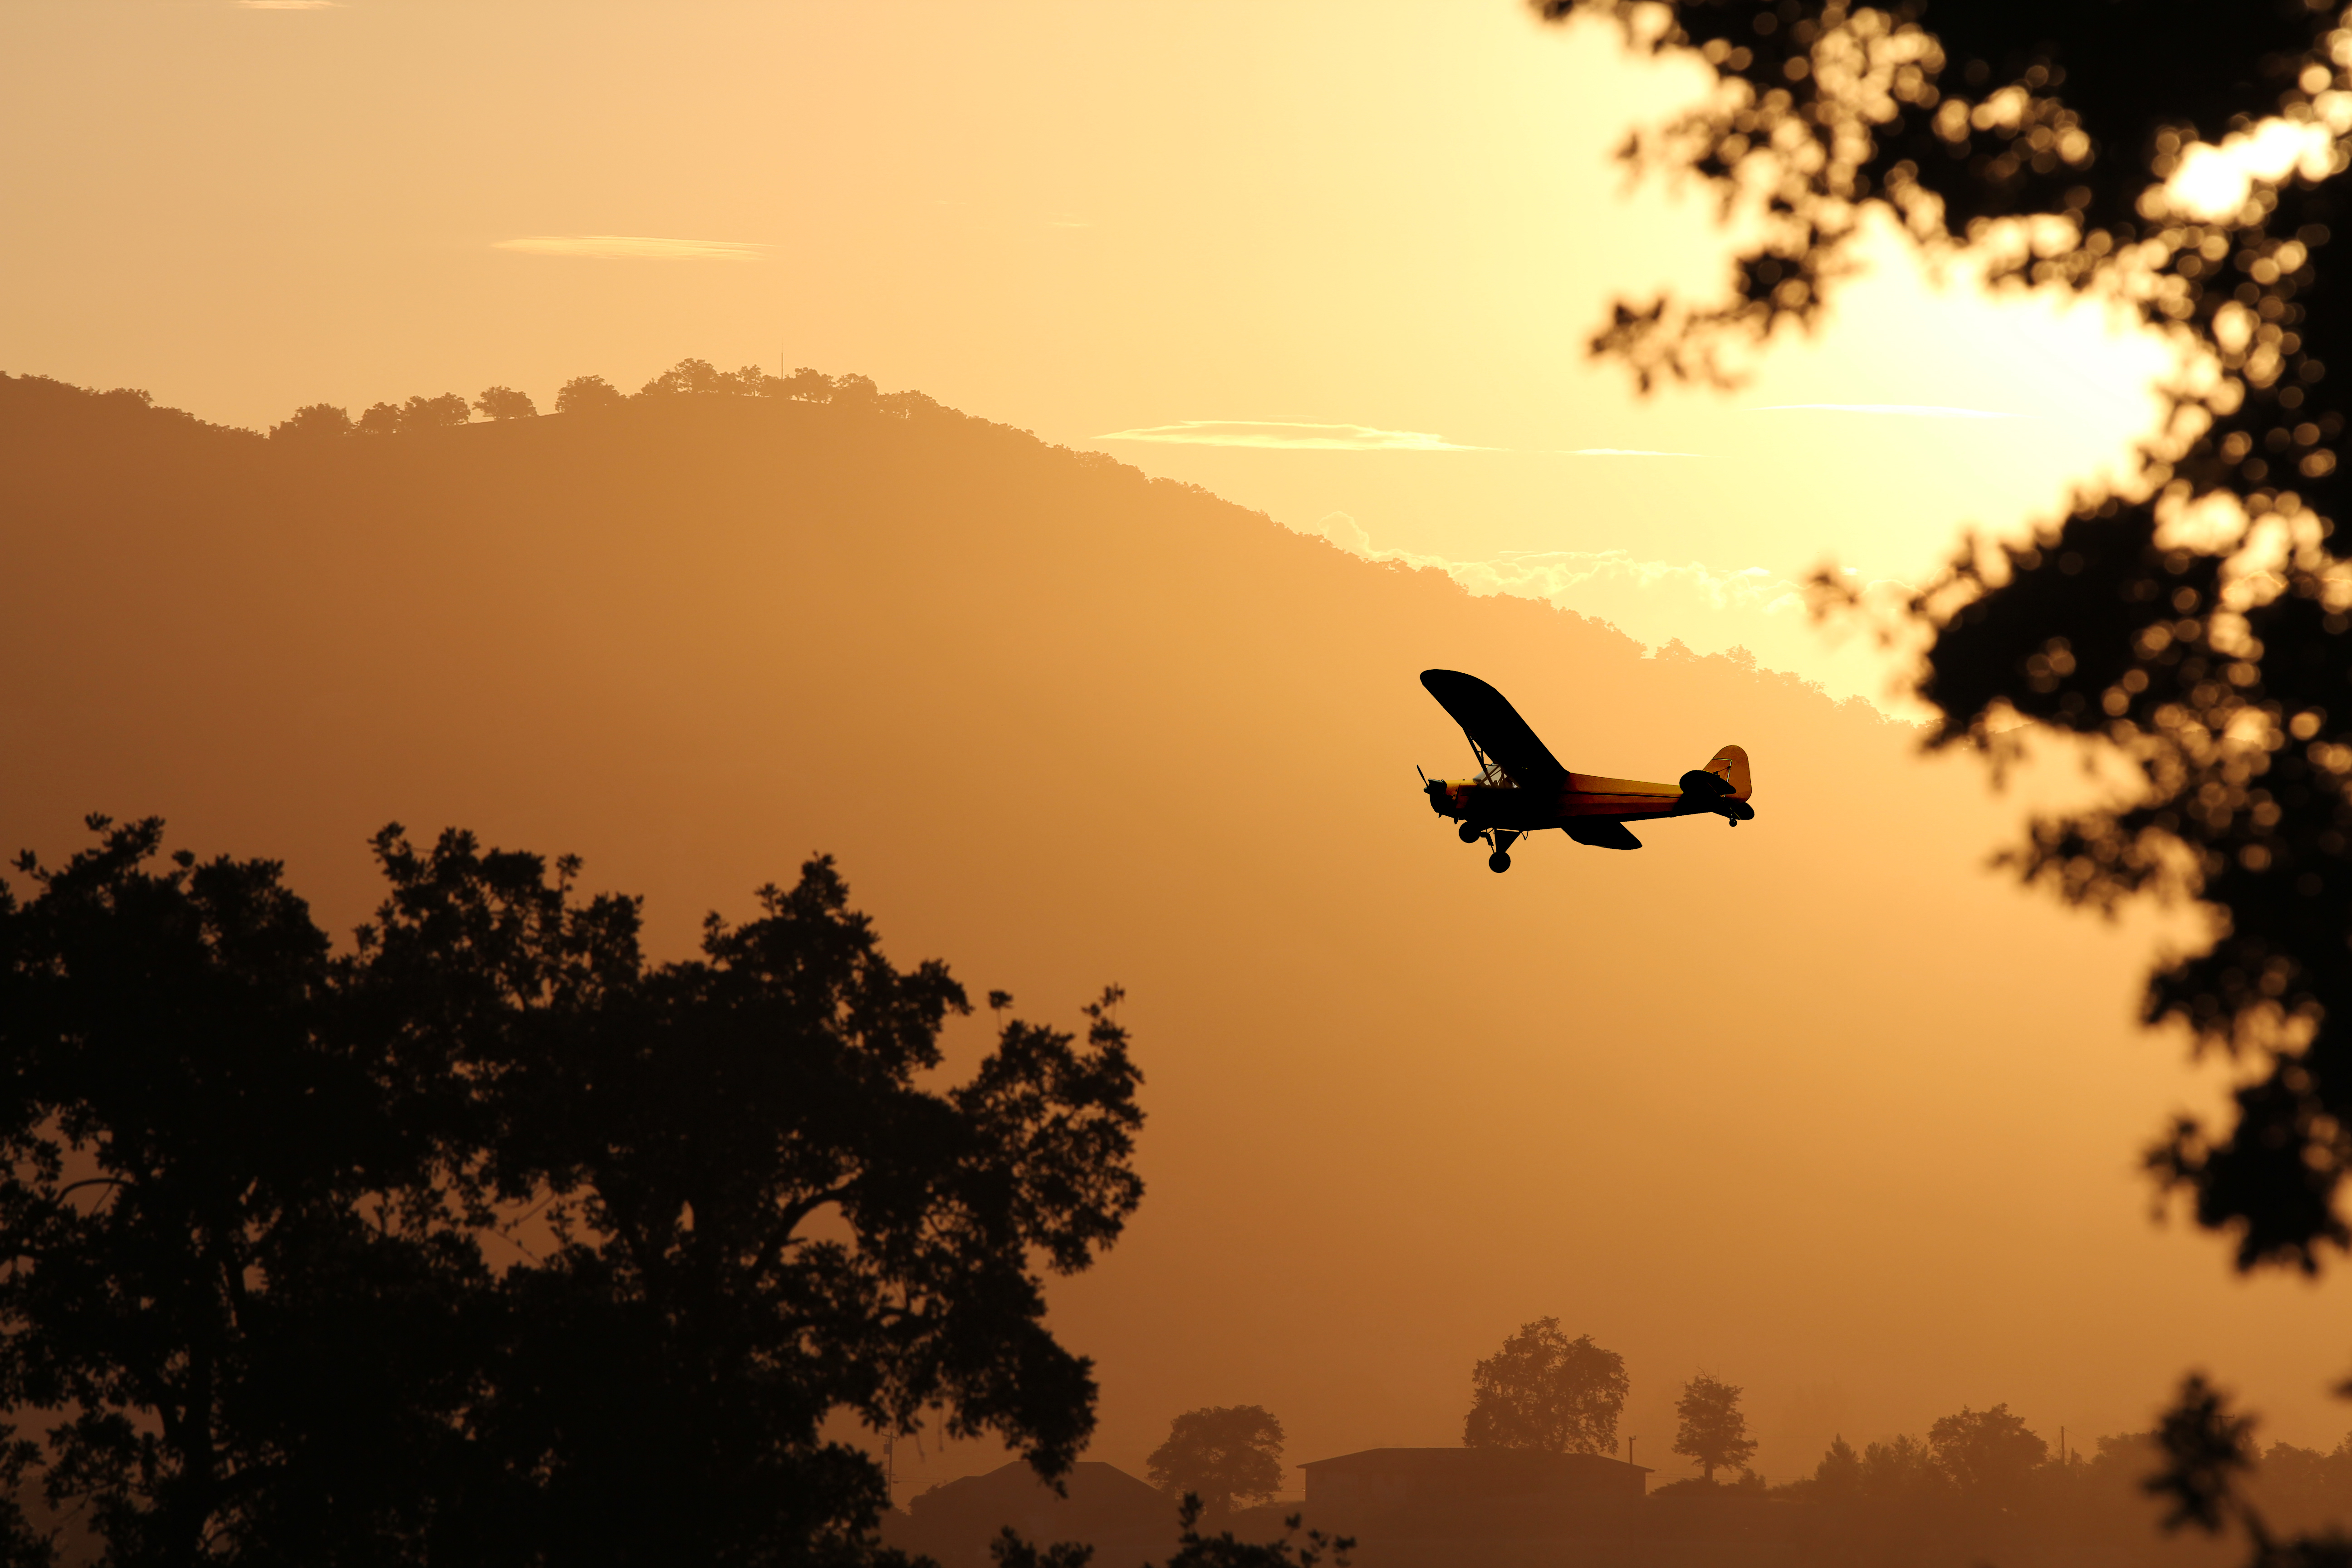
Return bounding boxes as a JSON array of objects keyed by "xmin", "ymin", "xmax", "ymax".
[
  {"xmin": 400, "ymin": 392, "xmax": 470, "ymax": 430},
  {"xmin": 1147, "ymin": 1406, "xmax": 1287, "ymax": 1519},
  {"xmin": 554, "ymin": 374, "xmax": 626, "ymax": 415},
  {"xmin": 472, "ymin": 385, "xmax": 537, "ymax": 421},
  {"xmin": 1929, "ymin": 1405, "xmax": 2047, "ymax": 1507},
  {"xmin": 1672, "ymin": 1373, "xmax": 1756, "ymax": 1483},
  {"xmin": 354, "ymin": 401, "xmax": 403, "ymax": 436},
  {"xmin": 269, "ymin": 403, "xmax": 353, "ymax": 441}
]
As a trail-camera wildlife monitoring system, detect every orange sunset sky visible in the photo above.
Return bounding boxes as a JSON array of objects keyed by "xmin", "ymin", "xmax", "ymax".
[{"xmin": 3, "ymin": 0, "xmax": 2187, "ymax": 699}]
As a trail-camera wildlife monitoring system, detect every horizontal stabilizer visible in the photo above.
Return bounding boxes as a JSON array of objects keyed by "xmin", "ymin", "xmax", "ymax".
[{"xmin": 1564, "ymin": 818, "xmax": 1643, "ymax": 851}]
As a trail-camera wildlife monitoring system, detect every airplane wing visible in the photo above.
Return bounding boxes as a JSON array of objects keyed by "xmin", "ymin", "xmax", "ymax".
[{"xmin": 1419, "ymin": 670, "xmax": 1568, "ymax": 792}]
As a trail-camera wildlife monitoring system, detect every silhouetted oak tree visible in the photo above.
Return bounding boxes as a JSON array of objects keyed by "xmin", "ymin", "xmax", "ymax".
[
  {"xmin": 1146, "ymin": 1406, "xmax": 1287, "ymax": 1518},
  {"xmin": 355, "ymin": 826, "xmax": 1145, "ymax": 1567},
  {"xmin": 0, "ymin": 817, "xmax": 1145, "ymax": 1568},
  {"xmin": 1463, "ymin": 1318, "xmax": 1627, "ymax": 1455}
]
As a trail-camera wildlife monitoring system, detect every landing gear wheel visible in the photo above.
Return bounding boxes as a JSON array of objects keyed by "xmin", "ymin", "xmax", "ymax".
[
  {"xmin": 1488, "ymin": 851, "xmax": 1511, "ymax": 873},
  {"xmin": 1458, "ymin": 822, "xmax": 1483, "ymax": 844}
]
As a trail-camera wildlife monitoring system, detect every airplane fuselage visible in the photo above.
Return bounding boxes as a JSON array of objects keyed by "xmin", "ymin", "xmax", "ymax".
[{"xmin": 1426, "ymin": 773, "xmax": 1754, "ymax": 832}]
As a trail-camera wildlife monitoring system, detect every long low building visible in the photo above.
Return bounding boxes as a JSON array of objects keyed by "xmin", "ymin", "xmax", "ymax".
[{"xmin": 1299, "ymin": 1447, "xmax": 1652, "ymax": 1539}]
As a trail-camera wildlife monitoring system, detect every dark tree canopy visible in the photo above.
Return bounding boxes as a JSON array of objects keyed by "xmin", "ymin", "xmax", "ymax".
[
  {"xmin": 472, "ymin": 385, "xmax": 538, "ymax": 421},
  {"xmin": 1927, "ymin": 1404, "xmax": 2048, "ymax": 1504},
  {"xmin": 1462, "ymin": 1319, "xmax": 1628, "ymax": 1455},
  {"xmin": 0, "ymin": 816, "xmax": 1144, "ymax": 1568},
  {"xmin": 1672, "ymin": 1372, "xmax": 1758, "ymax": 1482},
  {"xmin": 268, "ymin": 402, "xmax": 355, "ymax": 441},
  {"xmin": 1145, "ymin": 1406, "xmax": 1288, "ymax": 1519},
  {"xmin": 1537, "ymin": 0, "xmax": 2352, "ymax": 1275},
  {"xmin": 554, "ymin": 374, "xmax": 627, "ymax": 415}
]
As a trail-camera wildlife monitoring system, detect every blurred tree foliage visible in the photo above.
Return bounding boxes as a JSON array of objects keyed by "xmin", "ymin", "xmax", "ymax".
[
  {"xmin": 1538, "ymin": 0, "xmax": 2352, "ymax": 1550},
  {"xmin": 0, "ymin": 816, "xmax": 1143, "ymax": 1568},
  {"xmin": 1535, "ymin": 0, "xmax": 2352, "ymax": 1274},
  {"xmin": 1145, "ymin": 1406, "xmax": 1288, "ymax": 1519},
  {"xmin": 1463, "ymin": 1318, "xmax": 1629, "ymax": 1456}
]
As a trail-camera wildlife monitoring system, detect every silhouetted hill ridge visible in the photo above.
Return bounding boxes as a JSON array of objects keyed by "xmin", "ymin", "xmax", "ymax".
[{"xmin": 3, "ymin": 366, "xmax": 1878, "ymax": 732}]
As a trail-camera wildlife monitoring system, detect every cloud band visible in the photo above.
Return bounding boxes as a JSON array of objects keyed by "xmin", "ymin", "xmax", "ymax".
[
  {"xmin": 1095, "ymin": 420, "xmax": 1481, "ymax": 451},
  {"xmin": 492, "ymin": 235, "xmax": 769, "ymax": 261}
]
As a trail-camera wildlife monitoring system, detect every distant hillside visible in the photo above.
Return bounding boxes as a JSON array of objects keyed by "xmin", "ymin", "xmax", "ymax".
[{"xmin": 0, "ymin": 368, "xmax": 2279, "ymax": 1522}]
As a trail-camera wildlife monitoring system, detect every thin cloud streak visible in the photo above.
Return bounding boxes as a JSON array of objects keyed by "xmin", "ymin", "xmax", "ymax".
[
  {"xmin": 1312, "ymin": 514, "xmax": 1811, "ymax": 614},
  {"xmin": 1747, "ymin": 402, "xmax": 2025, "ymax": 419},
  {"xmin": 1096, "ymin": 420, "xmax": 1483, "ymax": 451},
  {"xmin": 491, "ymin": 235, "xmax": 768, "ymax": 262}
]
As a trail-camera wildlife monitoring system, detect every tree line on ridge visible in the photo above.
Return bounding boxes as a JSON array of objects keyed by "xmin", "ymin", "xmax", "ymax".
[{"xmin": 265, "ymin": 360, "xmax": 930, "ymax": 441}]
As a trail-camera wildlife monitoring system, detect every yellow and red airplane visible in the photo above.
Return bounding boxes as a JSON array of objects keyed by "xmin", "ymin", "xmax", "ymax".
[{"xmin": 1418, "ymin": 669, "xmax": 1754, "ymax": 872}]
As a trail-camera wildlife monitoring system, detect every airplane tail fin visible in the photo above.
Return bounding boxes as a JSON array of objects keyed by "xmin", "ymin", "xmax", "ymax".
[{"xmin": 1703, "ymin": 744, "xmax": 1752, "ymax": 801}]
